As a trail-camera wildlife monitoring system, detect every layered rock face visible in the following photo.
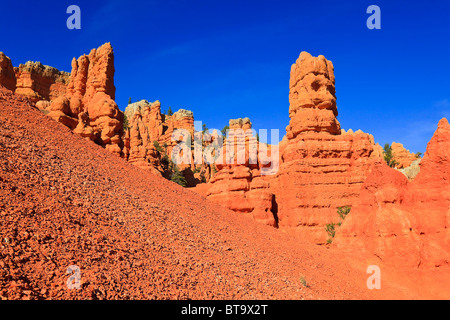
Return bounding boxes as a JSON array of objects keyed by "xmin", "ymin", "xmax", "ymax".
[
  {"xmin": 335, "ymin": 118, "xmax": 450, "ymax": 269},
  {"xmin": 14, "ymin": 61, "xmax": 70, "ymax": 102},
  {"xmin": 268, "ymin": 52, "xmax": 381, "ymax": 242},
  {"xmin": 124, "ymin": 100, "xmax": 165, "ymax": 171},
  {"xmin": 202, "ymin": 53, "xmax": 382, "ymax": 234},
  {"xmin": 206, "ymin": 118, "xmax": 278, "ymax": 227},
  {"xmin": 370, "ymin": 142, "xmax": 384, "ymax": 159},
  {"xmin": 391, "ymin": 142, "xmax": 417, "ymax": 169},
  {"xmin": 286, "ymin": 52, "xmax": 340, "ymax": 138},
  {"xmin": 0, "ymin": 52, "xmax": 16, "ymax": 92}
]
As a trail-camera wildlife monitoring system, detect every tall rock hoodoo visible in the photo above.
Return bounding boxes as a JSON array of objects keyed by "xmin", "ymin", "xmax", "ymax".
[
  {"xmin": 199, "ymin": 53, "xmax": 382, "ymax": 235},
  {"xmin": 286, "ymin": 52, "xmax": 340, "ymax": 138},
  {"xmin": 269, "ymin": 52, "xmax": 381, "ymax": 243},
  {"xmin": 44, "ymin": 43, "xmax": 124, "ymax": 155}
]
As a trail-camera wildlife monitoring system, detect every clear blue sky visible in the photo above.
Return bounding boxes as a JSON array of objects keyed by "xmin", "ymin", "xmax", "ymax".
[{"xmin": 1, "ymin": 0, "xmax": 449, "ymax": 153}]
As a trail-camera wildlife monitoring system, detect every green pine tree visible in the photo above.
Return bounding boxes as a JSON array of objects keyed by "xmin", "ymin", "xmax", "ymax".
[
  {"xmin": 153, "ymin": 141, "xmax": 164, "ymax": 153},
  {"xmin": 123, "ymin": 114, "xmax": 129, "ymax": 131},
  {"xmin": 383, "ymin": 143, "xmax": 399, "ymax": 168},
  {"xmin": 171, "ymin": 164, "xmax": 187, "ymax": 187},
  {"xmin": 325, "ymin": 223, "xmax": 336, "ymax": 242},
  {"xmin": 221, "ymin": 125, "xmax": 229, "ymax": 137}
]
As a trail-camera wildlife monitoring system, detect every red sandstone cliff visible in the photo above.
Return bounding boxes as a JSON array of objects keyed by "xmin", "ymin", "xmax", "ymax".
[
  {"xmin": 1, "ymin": 45, "xmax": 203, "ymax": 175},
  {"xmin": 391, "ymin": 142, "xmax": 418, "ymax": 169},
  {"xmin": 123, "ymin": 99, "xmax": 200, "ymax": 182},
  {"xmin": 201, "ymin": 52, "xmax": 382, "ymax": 242},
  {"xmin": 335, "ymin": 118, "xmax": 450, "ymax": 269},
  {"xmin": 1, "ymin": 47, "xmax": 447, "ymax": 254},
  {"xmin": 14, "ymin": 61, "xmax": 70, "ymax": 103},
  {"xmin": 0, "ymin": 52, "xmax": 16, "ymax": 92},
  {"xmin": 0, "ymin": 44, "xmax": 124, "ymax": 156},
  {"xmin": 1, "ymin": 43, "xmax": 449, "ymax": 299},
  {"xmin": 45, "ymin": 43, "xmax": 124, "ymax": 155}
]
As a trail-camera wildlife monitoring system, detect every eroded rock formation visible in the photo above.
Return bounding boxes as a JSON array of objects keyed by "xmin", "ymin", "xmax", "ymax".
[
  {"xmin": 124, "ymin": 100, "xmax": 164, "ymax": 171},
  {"xmin": 206, "ymin": 118, "xmax": 278, "ymax": 227},
  {"xmin": 124, "ymin": 99, "xmax": 200, "ymax": 182},
  {"xmin": 335, "ymin": 118, "xmax": 450, "ymax": 269},
  {"xmin": 202, "ymin": 52, "xmax": 383, "ymax": 239},
  {"xmin": 42, "ymin": 43, "xmax": 124, "ymax": 155},
  {"xmin": 286, "ymin": 52, "xmax": 340, "ymax": 138},
  {"xmin": 271, "ymin": 53, "xmax": 383, "ymax": 242},
  {"xmin": 391, "ymin": 142, "xmax": 417, "ymax": 169},
  {"xmin": 0, "ymin": 52, "xmax": 16, "ymax": 92},
  {"xmin": 14, "ymin": 61, "xmax": 70, "ymax": 103}
]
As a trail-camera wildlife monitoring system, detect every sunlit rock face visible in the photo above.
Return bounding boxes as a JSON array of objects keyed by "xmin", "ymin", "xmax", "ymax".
[
  {"xmin": 39, "ymin": 43, "xmax": 125, "ymax": 155},
  {"xmin": 14, "ymin": 61, "xmax": 70, "ymax": 103},
  {"xmin": 335, "ymin": 118, "xmax": 450, "ymax": 269},
  {"xmin": 0, "ymin": 52, "xmax": 17, "ymax": 92},
  {"xmin": 207, "ymin": 118, "xmax": 278, "ymax": 228}
]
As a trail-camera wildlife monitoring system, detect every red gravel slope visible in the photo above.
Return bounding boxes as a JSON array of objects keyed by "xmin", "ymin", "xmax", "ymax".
[{"xmin": 0, "ymin": 87, "xmax": 395, "ymax": 300}]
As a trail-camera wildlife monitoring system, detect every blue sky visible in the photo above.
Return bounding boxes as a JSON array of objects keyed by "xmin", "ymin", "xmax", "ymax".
[{"xmin": 1, "ymin": 0, "xmax": 449, "ymax": 153}]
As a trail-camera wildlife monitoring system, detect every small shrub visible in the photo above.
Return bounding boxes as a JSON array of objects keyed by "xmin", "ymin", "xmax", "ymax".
[
  {"xmin": 337, "ymin": 206, "xmax": 351, "ymax": 220},
  {"xmin": 325, "ymin": 223, "xmax": 336, "ymax": 241},
  {"xmin": 221, "ymin": 125, "xmax": 229, "ymax": 137},
  {"xmin": 153, "ymin": 141, "xmax": 163, "ymax": 153},
  {"xmin": 324, "ymin": 207, "xmax": 350, "ymax": 243},
  {"xmin": 299, "ymin": 276, "xmax": 308, "ymax": 288},
  {"xmin": 123, "ymin": 114, "xmax": 129, "ymax": 131},
  {"xmin": 383, "ymin": 143, "xmax": 399, "ymax": 168},
  {"xmin": 161, "ymin": 154, "xmax": 170, "ymax": 171}
]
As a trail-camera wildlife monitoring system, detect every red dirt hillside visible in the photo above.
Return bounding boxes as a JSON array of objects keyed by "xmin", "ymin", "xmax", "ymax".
[{"xmin": 0, "ymin": 86, "xmax": 399, "ymax": 300}]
